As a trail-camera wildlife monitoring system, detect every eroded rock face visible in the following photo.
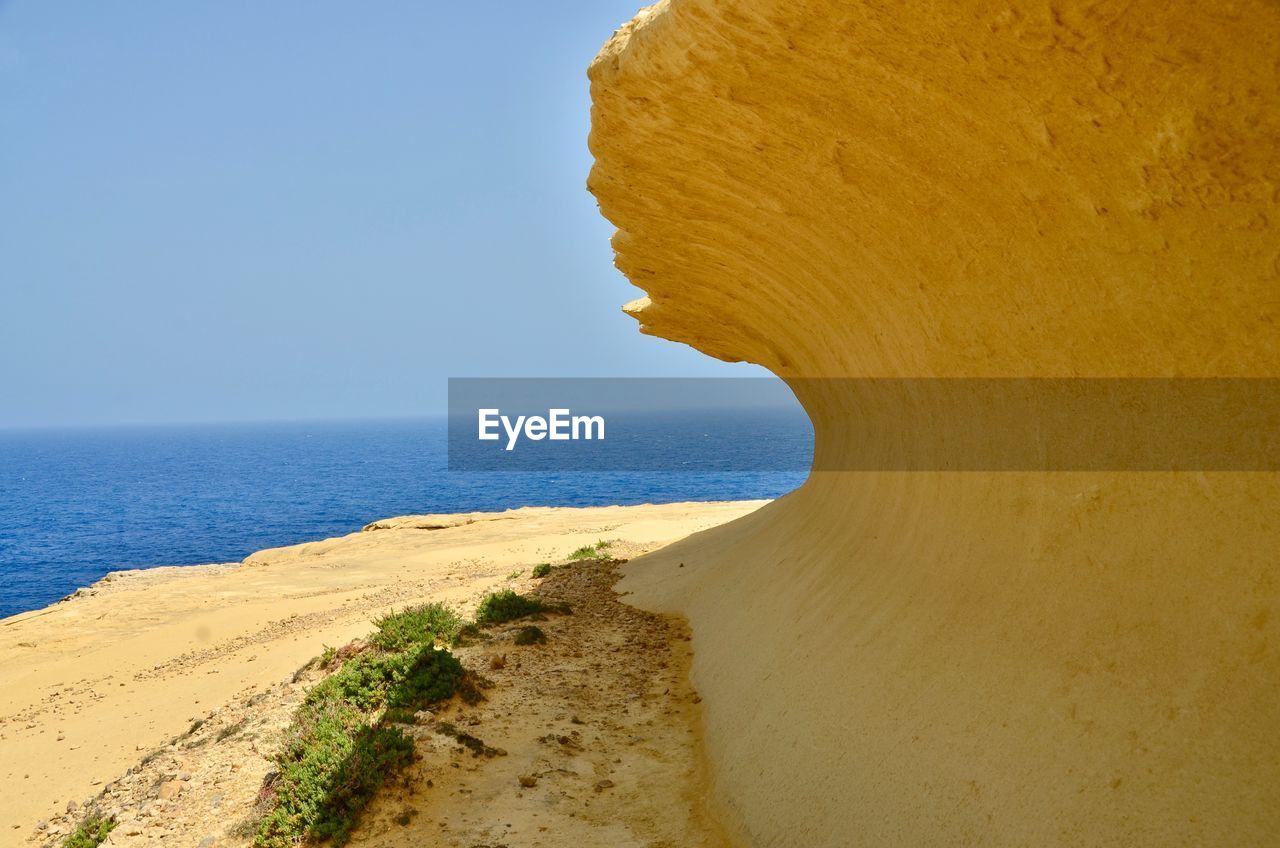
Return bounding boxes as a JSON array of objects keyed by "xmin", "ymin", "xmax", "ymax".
[{"xmin": 588, "ymin": 1, "xmax": 1280, "ymax": 845}]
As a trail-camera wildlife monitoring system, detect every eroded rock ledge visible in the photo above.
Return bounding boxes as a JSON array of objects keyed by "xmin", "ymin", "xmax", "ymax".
[{"xmin": 589, "ymin": 1, "xmax": 1280, "ymax": 845}]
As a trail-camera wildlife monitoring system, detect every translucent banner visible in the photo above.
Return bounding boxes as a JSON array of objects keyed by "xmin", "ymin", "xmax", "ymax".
[{"xmin": 447, "ymin": 378, "xmax": 1280, "ymax": 471}]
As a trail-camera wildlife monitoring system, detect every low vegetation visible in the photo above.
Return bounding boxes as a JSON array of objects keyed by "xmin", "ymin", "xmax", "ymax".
[
  {"xmin": 371, "ymin": 603, "xmax": 463, "ymax": 652},
  {"xmin": 217, "ymin": 718, "xmax": 248, "ymax": 742},
  {"xmin": 531, "ymin": 563, "xmax": 553, "ymax": 578},
  {"xmin": 257, "ymin": 710, "xmax": 414, "ymax": 846},
  {"xmin": 568, "ymin": 539, "xmax": 612, "ymax": 561},
  {"xmin": 305, "ymin": 643, "xmax": 463, "ymax": 711},
  {"xmin": 475, "ymin": 589, "xmax": 568, "ymax": 625},
  {"xmin": 254, "ymin": 604, "xmax": 466, "ymax": 847},
  {"xmin": 253, "ymin": 588, "xmax": 568, "ymax": 846},
  {"xmin": 514, "ymin": 625, "xmax": 547, "ymax": 645},
  {"xmin": 60, "ymin": 816, "xmax": 115, "ymax": 848}
]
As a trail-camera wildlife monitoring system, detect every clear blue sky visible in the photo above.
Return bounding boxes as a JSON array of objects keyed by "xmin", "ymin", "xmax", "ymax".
[{"xmin": 0, "ymin": 1, "xmax": 761, "ymax": 428}]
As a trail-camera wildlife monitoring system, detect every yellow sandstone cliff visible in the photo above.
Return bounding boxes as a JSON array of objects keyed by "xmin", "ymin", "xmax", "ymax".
[{"xmin": 588, "ymin": 1, "xmax": 1280, "ymax": 845}]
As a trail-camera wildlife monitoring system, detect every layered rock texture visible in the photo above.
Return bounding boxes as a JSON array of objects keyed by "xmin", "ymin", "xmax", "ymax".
[{"xmin": 588, "ymin": 1, "xmax": 1280, "ymax": 845}]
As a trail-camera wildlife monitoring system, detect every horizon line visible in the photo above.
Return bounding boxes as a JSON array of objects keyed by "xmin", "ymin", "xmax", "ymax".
[{"xmin": 0, "ymin": 412, "xmax": 450, "ymax": 435}]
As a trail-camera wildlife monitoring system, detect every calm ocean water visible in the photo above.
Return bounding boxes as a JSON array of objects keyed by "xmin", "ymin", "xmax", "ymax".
[{"xmin": 0, "ymin": 416, "xmax": 809, "ymax": 619}]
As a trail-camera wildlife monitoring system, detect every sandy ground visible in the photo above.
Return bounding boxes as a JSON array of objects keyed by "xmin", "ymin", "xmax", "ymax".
[{"xmin": 0, "ymin": 501, "xmax": 765, "ymax": 846}]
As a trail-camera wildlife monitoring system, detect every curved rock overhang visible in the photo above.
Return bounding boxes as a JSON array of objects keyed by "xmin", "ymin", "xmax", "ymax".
[{"xmin": 588, "ymin": 1, "xmax": 1280, "ymax": 845}]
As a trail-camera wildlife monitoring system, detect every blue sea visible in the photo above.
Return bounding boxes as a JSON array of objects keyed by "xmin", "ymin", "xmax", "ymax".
[{"xmin": 0, "ymin": 416, "xmax": 810, "ymax": 619}]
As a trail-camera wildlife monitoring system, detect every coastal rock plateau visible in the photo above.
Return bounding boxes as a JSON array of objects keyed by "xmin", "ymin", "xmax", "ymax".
[{"xmin": 588, "ymin": 1, "xmax": 1280, "ymax": 845}]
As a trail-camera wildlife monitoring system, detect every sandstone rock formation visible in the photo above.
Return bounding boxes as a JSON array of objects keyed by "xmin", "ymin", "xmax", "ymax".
[{"xmin": 588, "ymin": 1, "xmax": 1280, "ymax": 844}]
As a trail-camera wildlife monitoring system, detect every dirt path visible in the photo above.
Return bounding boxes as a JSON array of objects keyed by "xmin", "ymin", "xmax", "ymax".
[{"xmin": 351, "ymin": 558, "xmax": 730, "ymax": 848}]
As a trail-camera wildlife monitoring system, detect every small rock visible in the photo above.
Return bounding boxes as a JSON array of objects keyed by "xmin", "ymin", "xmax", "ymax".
[
  {"xmin": 66, "ymin": 799, "xmax": 79, "ymax": 813},
  {"xmin": 156, "ymin": 780, "xmax": 184, "ymax": 801},
  {"xmin": 197, "ymin": 837, "xmax": 215, "ymax": 848},
  {"xmin": 594, "ymin": 779, "xmax": 615, "ymax": 792},
  {"xmin": 518, "ymin": 774, "xmax": 538, "ymax": 788}
]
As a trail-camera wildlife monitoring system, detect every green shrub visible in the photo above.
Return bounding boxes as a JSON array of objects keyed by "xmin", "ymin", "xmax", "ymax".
[
  {"xmin": 385, "ymin": 647, "xmax": 463, "ymax": 707},
  {"xmin": 257, "ymin": 644, "xmax": 462, "ymax": 847},
  {"xmin": 381, "ymin": 705, "xmax": 417, "ymax": 725},
  {"xmin": 257, "ymin": 710, "xmax": 413, "ymax": 847},
  {"xmin": 61, "ymin": 817, "xmax": 115, "ymax": 848},
  {"xmin": 372, "ymin": 603, "xmax": 462, "ymax": 652},
  {"xmin": 306, "ymin": 644, "xmax": 462, "ymax": 712},
  {"xmin": 568, "ymin": 540, "xmax": 611, "ymax": 561},
  {"xmin": 476, "ymin": 590, "xmax": 546, "ymax": 625},
  {"xmin": 514, "ymin": 625, "xmax": 547, "ymax": 645},
  {"xmin": 531, "ymin": 563, "xmax": 552, "ymax": 578}
]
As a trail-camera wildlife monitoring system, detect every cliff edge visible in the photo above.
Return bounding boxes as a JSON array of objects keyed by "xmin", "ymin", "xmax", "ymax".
[{"xmin": 588, "ymin": 1, "xmax": 1280, "ymax": 845}]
